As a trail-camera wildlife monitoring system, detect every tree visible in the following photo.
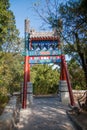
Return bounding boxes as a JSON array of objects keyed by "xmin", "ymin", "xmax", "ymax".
[
  {"xmin": 0, "ymin": 52, "xmax": 23, "ymax": 94},
  {"xmin": 68, "ymin": 58, "xmax": 86, "ymax": 90},
  {"xmin": 0, "ymin": 51, "xmax": 23, "ymax": 114},
  {"xmin": 0, "ymin": 0, "xmax": 19, "ymax": 51},
  {"xmin": 59, "ymin": 0, "xmax": 87, "ymax": 87},
  {"xmin": 0, "ymin": 0, "xmax": 22, "ymax": 113},
  {"xmin": 30, "ymin": 64, "xmax": 60, "ymax": 95},
  {"xmin": 34, "ymin": 0, "xmax": 87, "ymax": 87}
]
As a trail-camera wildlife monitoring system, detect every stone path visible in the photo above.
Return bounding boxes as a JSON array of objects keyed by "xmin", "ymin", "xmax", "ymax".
[{"xmin": 16, "ymin": 97, "xmax": 76, "ymax": 130}]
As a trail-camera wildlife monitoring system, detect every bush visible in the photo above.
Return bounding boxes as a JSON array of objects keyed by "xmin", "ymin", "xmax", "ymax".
[{"xmin": 0, "ymin": 87, "xmax": 8, "ymax": 104}]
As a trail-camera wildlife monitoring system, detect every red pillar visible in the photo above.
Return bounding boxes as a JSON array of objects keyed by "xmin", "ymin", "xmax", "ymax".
[
  {"xmin": 60, "ymin": 56, "xmax": 67, "ymax": 80},
  {"xmin": 22, "ymin": 56, "xmax": 29, "ymax": 109},
  {"xmin": 28, "ymin": 56, "xmax": 30, "ymax": 82},
  {"xmin": 22, "ymin": 19, "xmax": 30, "ymax": 109},
  {"xmin": 61, "ymin": 54, "xmax": 75, "ymax": 106}
]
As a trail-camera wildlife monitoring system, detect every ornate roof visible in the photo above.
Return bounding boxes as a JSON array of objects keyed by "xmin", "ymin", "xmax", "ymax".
[{"xmin": 30, "ymin": 30, "xmax": 55, "ymax": 38}]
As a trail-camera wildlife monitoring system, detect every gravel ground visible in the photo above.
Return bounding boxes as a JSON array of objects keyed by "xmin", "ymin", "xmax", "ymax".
[{"xmin": 16, "ymin": 97, "xmax": 77, "ymax": 130}]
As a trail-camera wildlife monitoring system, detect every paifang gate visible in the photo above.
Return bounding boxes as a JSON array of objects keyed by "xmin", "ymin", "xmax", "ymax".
[{"xmin": 22, "ymin": 19, "xmax": 75, "ymax": 109}]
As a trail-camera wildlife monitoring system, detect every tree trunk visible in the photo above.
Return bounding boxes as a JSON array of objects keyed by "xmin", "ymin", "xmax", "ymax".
[
  {"xmin": 79, "ymin": 53, "xmax": 87, "ymax": 88},
  {"xmin": 75, "ymin": 32, "xmax": 87, "ymax": 88}
]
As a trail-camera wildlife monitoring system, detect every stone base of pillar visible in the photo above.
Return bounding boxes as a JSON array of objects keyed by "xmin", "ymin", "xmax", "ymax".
[
  {"xmin": 59, "ymin": 80, "xmax": 70, "ymax": 105},
  {"xmin": 27, "ymin": 82, "xmax": 33, "ymax": 106}
]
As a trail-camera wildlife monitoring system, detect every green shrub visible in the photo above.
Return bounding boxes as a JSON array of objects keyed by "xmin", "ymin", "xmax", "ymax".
[{"xmin": 0, "ymin": 87, "xmax": 8, "ymax": 104}]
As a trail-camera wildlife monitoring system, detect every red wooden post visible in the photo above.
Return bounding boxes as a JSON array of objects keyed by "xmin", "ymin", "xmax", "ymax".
[
  {"xmin": 28, "ymin": 56, "xmax": 30, "ymax": 82},
  {"xmin": 22, "ymin": 56, "xmax": 29, "ymax": 108},
  {"xmin": 22, "ymin": 19, "xmax": 30, "ymax": 109},
  {"xmin": 61, "ymin": 55, "xmax": 75, "ymax": 106},
  {"xmin": 60, "ymin": 56, "xmax": 67, "ymax": 80}
]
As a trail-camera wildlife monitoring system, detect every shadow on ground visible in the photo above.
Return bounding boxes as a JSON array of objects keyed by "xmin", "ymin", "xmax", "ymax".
[{"xmin": 16, "ymin": 97, "xmax": 76, "ymax": 130}]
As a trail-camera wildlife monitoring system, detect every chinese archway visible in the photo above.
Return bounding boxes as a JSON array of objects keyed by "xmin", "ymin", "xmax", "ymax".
[{"xmin": 22, "ymin": 19, "xmax": 75, "ymax": 109}]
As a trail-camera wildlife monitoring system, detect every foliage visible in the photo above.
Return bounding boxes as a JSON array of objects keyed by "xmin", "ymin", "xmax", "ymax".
[
  {"xmin": 0, "ymin": 87, "xmax": 9, "ymax": 115},
  {"xmin": 31, "ymin": 64, "xmax": 60, "ymax": 95},
  {"xmin": 0, "ymin": 0, "xmax": 21, "ymax": 112},
  {"xmin": 0, "ymin": 52, "xmax": 23, "ymax": 95},
  {"xmin": 34, "ymin": 0, "xmax": 87, "ymax": 88},
  {"xmin": 0, "ymin": 51, "xmax": 23, "ymax": 113},
  {"xmin": 68, "ymin": 59, "xmax": 86, "ymax": 90},
  {"xmin": 0, "ymin": 0, "xmax": 20, "ymax": 51},
  {"xmin": 59, "ymin": 0, "xmax": 87, "ymax": 87},
  {"xmin": 0, "ymin": 87, "xmax": 8, "ymax": 104}
]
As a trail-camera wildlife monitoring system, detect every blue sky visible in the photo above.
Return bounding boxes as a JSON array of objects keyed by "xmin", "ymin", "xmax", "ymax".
[
  {"xmin": 10, "ymin": 0, "xmax": 48, "ymax": 37},
  {"xmin": 9, "ymin": 0, "xmax": 67, "ymax": 38}
]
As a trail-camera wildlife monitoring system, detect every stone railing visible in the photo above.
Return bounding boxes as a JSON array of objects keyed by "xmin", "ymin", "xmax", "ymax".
[{"xmin": 0, "ymin": 96, "xmax": 20, "ymax": 130}]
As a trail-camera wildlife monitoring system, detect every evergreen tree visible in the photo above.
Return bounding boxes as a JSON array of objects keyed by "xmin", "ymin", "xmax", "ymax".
[
  {"xmin": 0, "ymin": 0, "xmax": 19, "ymax": 50},
  {"xmin": 31, "ymin": 64, "xmax": 60, "ymax": 95},
  {"xmin": 68, "ymin": 59, "xmax": 86, "ymax": 90}
]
